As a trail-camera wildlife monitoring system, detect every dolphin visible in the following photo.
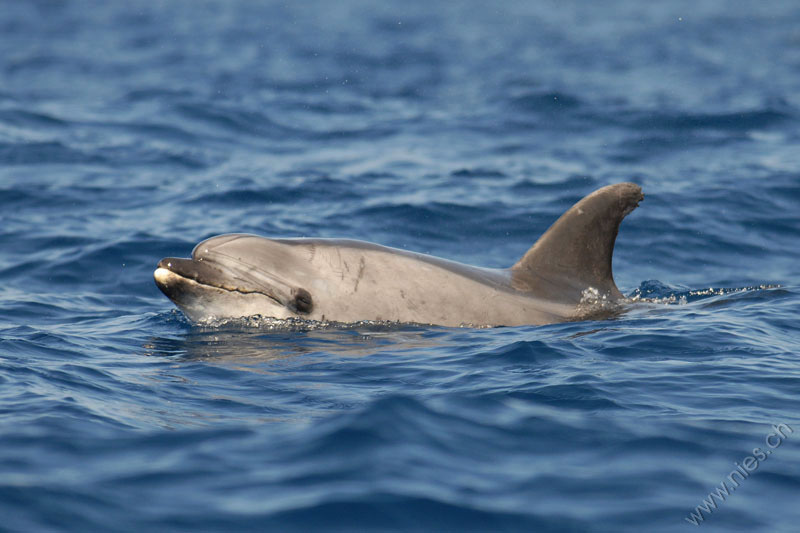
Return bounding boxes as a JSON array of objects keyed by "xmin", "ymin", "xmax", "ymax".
[{"xmin": 154, "ymin": 182, "xmax": 643, "ymax": 327}]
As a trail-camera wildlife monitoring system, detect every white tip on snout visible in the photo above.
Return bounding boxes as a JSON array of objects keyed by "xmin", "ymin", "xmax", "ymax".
[{"xmin": 154, "ymin": 267, "xmax": 173, "ymax": 284}]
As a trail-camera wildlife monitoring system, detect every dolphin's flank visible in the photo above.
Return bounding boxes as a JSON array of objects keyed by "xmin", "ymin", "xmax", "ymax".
[{"xmin": 154, "ymin": 182, "xmax": 643, "ymax": 327}]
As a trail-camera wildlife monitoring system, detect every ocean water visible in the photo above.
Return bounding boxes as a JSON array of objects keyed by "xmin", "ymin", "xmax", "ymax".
[{"xmin": 1, "ymin": 1, "xmax": 799, "ymax": 531}]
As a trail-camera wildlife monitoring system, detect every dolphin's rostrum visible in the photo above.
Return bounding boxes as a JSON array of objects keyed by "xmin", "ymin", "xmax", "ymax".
[{"xmin": 154, "ymin": 182, "xmax": 643, "ymax": 326}]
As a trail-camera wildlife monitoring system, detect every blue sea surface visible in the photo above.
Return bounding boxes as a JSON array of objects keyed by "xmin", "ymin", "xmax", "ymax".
[{"xmin": 1, "ymin": 1, "xmax": 799, "ymax": 531}]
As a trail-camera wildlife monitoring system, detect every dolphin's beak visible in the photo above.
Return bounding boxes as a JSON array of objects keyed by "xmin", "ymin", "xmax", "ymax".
[
  {"xmin": 154, "ymin": 255, "xmax": 290, "ymax": 308},
  {"xmin": 153, "ymin": 256, "xmax": 228, "ymax": 301},
  {"xmin": 153, "ymin": 264, "xmax": 192, "ymax": 302}
]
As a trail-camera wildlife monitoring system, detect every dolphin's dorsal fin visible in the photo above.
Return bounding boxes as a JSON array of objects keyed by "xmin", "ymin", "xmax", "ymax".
[{"xmin": 511, "ymin": 182, "xmax": 643, "ymax": 304}]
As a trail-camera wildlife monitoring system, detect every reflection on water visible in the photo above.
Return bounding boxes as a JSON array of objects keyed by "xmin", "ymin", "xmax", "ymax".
[{"xmin": 143, "ymin": 320, "xmax": 448, "ymax": 364}]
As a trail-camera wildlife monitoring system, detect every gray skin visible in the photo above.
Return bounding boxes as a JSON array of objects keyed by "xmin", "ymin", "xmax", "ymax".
[{"xmin": 154, "ymin": 183, "xmax": 643, "ymax": 327}]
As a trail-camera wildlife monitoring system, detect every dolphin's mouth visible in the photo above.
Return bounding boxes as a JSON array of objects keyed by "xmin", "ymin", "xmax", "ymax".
[{"xmin": 155, "ymin": 257, "xmax": 285, "ymax": 306}]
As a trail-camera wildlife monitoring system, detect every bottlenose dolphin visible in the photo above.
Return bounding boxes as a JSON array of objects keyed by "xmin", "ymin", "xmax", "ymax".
[{"xmin": 154, "ymin": 182, "xmax": 643, "ymax": 327}]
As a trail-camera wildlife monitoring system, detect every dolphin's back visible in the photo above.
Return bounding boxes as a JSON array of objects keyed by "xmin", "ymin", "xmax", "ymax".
[
  {"xmin": 258, "ymin": 237, "xmax": 567, "ymax": 326},
  {"xmin": 275, "ymin": 237, "xmax": 513, "ymax": 290},
  {"xmin": 264, "ymin": 183, "xmax": 643, "ymax": 325}
]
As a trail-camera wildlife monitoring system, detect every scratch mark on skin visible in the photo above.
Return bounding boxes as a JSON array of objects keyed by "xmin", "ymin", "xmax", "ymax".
[
  {"xmin": 324, "ymin": 248, "xmax": 345, "ymax": 280},
  {"xmin": 353, "ymin": 257, "xmax": 366, "ymax": 293},
  {"xmin": 336, "ymin": 249, "xmax": 344, "ymax": 280}
]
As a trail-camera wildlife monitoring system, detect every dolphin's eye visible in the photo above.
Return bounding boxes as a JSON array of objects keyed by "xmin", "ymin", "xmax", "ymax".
[{"xmin": 293, "ymin": 288, "xmax": 313, "ymax": 314}]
